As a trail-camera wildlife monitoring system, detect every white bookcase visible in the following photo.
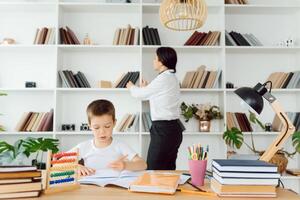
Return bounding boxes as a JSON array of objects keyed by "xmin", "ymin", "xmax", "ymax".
[{"xmin": 0, "ymin": 0, "xmax": 300, "ymax": 193}]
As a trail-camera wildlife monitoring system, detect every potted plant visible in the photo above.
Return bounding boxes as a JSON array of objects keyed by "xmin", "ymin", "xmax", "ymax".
[
  {"xmin": 23, "ymin": 137, "xmax": 59, "ymax": 169},
  {"xmin": 0, "ymin": 139, "xmax": 26, "ymax": 165},
  {"xmin": 180, "ymin": 102, "xmax": 223, "ymax": 132},
  {"xmin": 0, "ymin": 92, "xmax": 7, "ymax": 131},
  {"xmin": 223, "ymin": 127, "xmax": 300, "ymax": 173}
]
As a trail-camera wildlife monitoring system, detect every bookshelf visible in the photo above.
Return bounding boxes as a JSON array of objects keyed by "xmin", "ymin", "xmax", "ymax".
[{"xmin": 0, "ymin": 0, "xmax": 300, "ymax": 193}]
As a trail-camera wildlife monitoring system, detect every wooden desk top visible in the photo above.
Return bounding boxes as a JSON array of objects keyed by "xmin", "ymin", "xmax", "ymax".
[{"xmin": 23, "ymin": 182, "xmax": 300, "ymax": 200}]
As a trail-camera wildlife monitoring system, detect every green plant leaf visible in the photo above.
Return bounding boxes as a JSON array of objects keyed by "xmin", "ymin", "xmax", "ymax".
[
  {"xmin": 292, "ymin": 131, "xmax": 300, "ymax": 153},
  {"xmin": 248, "ymin": 111, "xmax": 265, "ymax": 130},
  {"xmin": 0, "ymin": 141, "xmax": 14, "ymax": 154},
  {"xmin": 22, "ymin": 137, "xmax": 60, "ymax": 158},
  {"xmin": 223, "ymin": 127, "xmax": 244, "ymax": 149}
]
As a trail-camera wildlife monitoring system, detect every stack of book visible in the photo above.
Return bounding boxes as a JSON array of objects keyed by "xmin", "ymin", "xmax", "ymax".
[
  {"xmin": 0, "ymin": 166, "xmax": 42, "ymax": 199},
  {"xmin": 116, "ymin": 113, "xmax": 139, "ymax": 132},
  {"xmin": 113, "ymin": 25, "xmax": 139, "ymax": 45},
  {"xmin": 59, "ymin": 70, "xmax": 91, "ymax": 88},
  {"xmin": 211, "ymin": 159, "xmax": 280, "ymax": 197},
  {"xmin": 272, "ymin": 112, "xmax": 300, "ymax": 131},
  {"xmin": 114, "ymin": 71, "xmax": 140, "ymax": 88},
  {"xmin": 59, "ymin": 26, "xmax": 80, "ymax": 45},
  {"xmin": 226, "ymin": 112, "xmax": 253, "ymax": 132},
  {"xmin": 181, "ymin": 66, "xmax": 221, "ymax": 88},
  {"xmin": 225, "ymin": 0, "xmax": 248, "ymax": 4},
  {"xmin": 142, "ymin": 26, "xmax": 161, "ymax": 45},
  {"xmin": 15, "ymin": 109, "xmax": 54, "ymax": 132},
  {"xmin": 33, "ymin": 27, "xmax": 55, "ymax": 45},
  {"xmin": 184, "ymin": 31, "xmax": 221, "ymax": 46},
  {"xmin": 265, "ymin": 71, "xmax": 300, "ymax": 89},
  {"xmin": 226, "ymin": 30, "xmax": 263, "ymax": 46},
  {"xmin": 142, "ymin": 112, "xmax": 152, "ymax": 132}
]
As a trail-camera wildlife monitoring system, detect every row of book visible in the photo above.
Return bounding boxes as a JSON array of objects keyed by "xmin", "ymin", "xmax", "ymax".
[
  {"xmin": 114, "ymin": 71, "xmax": 140, "ymax": 88},
  {"xmin": 225, "ymin": 0, "xmax": 248, "ymax": 4},
  {"xmin": 33, "ymin": 27, "xmax": 55, "ymax": 45},
  {"xmin": 113, "ymin": 25, "xmax": 140, "ymax": 45},
  {"xmin": 211, "ymin": 159, "xmax": 279, "ymax": 197},
  {"xmin": 59, "ymin": 70, "xmax": 91, "ymax": 88},
  {"xmin": 116, "ymin": 113, "xmax": 139, "ymax": 132},
  {"xmin": 142, "ymin": 112, "xmax": 152, "ymax": 132},
  {"xmin": 181, "ymin": 66, "xmax": 221, "ymax": 89},
  {"xmin": 142, "ymin": 26, "xmax": 161, "ymax": 45},
  {"xmin": 266, "ymin": 71, "xmax": 300, "ymax": 89},
  {"xmin": 0, "ymin": 166, "xmax": 42, "ymax": 199},
  {"xmin": 226, "ymin": 31, "xmax": 263, "ymax": 46},
  {"xmin": 272, "ymin": 112, "xmax": 300, "ymax": 132},
  {"xmin": 184, "ymin": 31, "xmax": 221, "ymax": 46},
  {"xmin": 226, "ymin": 112, "xmax": 253, "ymax": 132},
  {"xmin": 15, "ymin": 109, "xmax": 54, "ymax": 132},
  {"xmin": 59, "ymin": 26, "xmax": 81, "ymax": 45}
]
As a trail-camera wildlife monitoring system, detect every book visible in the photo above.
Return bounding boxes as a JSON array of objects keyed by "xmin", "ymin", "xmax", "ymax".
[
  {"xmin": 212, "ymin": 167, "xmax": 280, "ymax": 179},
  {"xmin": 0, "ymin": 181, "xmax": 42, "ymax": 194},
  {"xmin": 0, "ymin": 191, "xmax": 40, "ymax": 199},
  {"xmin": 213, "ymin": 173, "xmax": 279, "ymax": 185},
  {"xmin": 212, "ymin": 159, "xmax": 278, "ymax": 173},
  {"xmin": 129, "ymin": 172, "xmax": 180, "ymax": 194},
  {"xmin": 0, "ymin": 171, "xmax": 41, "ymax": 179},
  {"xmin": 0, "ymin": 165, "xmax": 37, "ymax": 172}
]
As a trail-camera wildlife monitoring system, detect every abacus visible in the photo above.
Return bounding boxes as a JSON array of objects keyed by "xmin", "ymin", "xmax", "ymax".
[{"xmin": 44, "ymin": 149, "xmax": 80, "ymax": 194}]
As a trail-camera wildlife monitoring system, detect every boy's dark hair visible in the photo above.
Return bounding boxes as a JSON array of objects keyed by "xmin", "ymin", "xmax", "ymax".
[
  {"xmin": 86, "ymin": 99, "xmax": 116, "ymax": 124},
  {"xmin": 156, "ymin": 47, "xmax": 177, "ymax": 73}
]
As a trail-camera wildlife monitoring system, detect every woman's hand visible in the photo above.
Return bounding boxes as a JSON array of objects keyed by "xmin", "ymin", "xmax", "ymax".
[
  {"xmin": 126, "ymin": 81, "xmax": 134, "ymax": 89},
  {"xmin": 108, "ymin": 155, "xmax": 128, "ymax": 171},
  {"xmin": 78, "ymin": 164, "xmax": 95, "ymax": 176},
  {"xmin": 141, "ymin": 79, "xmax": 148, "ymax": 87}
]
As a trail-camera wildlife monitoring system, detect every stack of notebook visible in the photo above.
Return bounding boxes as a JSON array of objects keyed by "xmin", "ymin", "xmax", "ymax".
[
  {"xmin": 211, "ymin": 159, "xmax": 280, "ymax": 197},
  {"xmin": 0, "ymin": 166, "xmax": 42, "ymax": 199}
]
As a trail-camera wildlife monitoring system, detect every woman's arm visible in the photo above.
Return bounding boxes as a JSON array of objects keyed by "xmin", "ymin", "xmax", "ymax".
[{"xmin": 126, "ymin": 77, "xmax": 162, "ymax": 99}]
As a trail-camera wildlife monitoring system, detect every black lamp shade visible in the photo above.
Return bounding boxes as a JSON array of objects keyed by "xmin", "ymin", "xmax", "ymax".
[{"xmin": 234, "ymin": 87, "xmax": 264, "ymax": 114}]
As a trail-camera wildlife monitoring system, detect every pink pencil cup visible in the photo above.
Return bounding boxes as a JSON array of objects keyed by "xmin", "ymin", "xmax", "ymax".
[{"xmin": 188, "ymin": 160, "xmax": 207, "ymax": 186}]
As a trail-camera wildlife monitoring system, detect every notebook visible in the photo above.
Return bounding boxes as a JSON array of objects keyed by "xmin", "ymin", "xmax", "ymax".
[
  {"xmin": 212, "ymin": 159, "xmax": 277, "ymax": 172},
  {"xmin": 129, "ymin": 172, "xmax": 181, "ymax": 195},
  {"xmin": 0, "ymin": 165, "xmax": 37, "ymax": 172}
]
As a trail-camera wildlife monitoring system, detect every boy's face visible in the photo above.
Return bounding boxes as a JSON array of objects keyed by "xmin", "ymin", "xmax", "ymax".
[{"xmin": 89, "ymin": 114, "xmax": 116, "ymax": 143}]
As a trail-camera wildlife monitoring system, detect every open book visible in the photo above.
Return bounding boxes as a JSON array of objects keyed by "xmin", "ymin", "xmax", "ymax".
[{"xmin": 79, "ymin": 170, "xmax": 190, "ymax": 189}]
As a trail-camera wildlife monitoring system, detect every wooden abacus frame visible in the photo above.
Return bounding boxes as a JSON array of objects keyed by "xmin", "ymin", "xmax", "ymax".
[{"xmin": 44, "ymin": 149, "xmax": 80, "ymax": 194}]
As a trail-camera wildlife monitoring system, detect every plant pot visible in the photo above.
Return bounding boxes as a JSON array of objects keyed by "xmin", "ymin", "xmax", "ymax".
[
  {"xmin": 32, "ymin": 159, "xmax": 46, "ymax": 170},
  {"xmin": 199, "ymin": 120, "xmax": 211, "ymax": 132}
]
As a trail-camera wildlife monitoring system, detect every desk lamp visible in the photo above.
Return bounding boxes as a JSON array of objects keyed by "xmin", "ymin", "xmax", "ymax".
[{"xmin": 234, "ymin": 81, "xmax": 295, "ymax": 162}]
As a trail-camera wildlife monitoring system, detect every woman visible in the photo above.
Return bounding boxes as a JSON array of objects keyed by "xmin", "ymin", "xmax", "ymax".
[{"xmin": 126, "ymin": 47, "xmax": 184, "ymax": 170}]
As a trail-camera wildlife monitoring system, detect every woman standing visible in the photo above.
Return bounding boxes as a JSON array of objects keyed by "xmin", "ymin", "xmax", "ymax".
[{"xmin": 126, "ymin": 47, "xmax": 184, "ymax": 170}]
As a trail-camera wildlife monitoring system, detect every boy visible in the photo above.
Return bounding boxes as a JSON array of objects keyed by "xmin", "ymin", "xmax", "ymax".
[{"xmin": 71, "ymin": 99, "xmax": 147, "ymax": 176}]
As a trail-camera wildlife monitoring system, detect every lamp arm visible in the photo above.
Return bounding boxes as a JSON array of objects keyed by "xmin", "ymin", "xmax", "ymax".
[{"xmin": 259, "ymin": 100, "xmax": 295, "ymax": 162}]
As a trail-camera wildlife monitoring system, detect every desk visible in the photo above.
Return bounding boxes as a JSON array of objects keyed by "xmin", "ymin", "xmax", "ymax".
[{"xmin": 27, "ymin": 182, "xmax": 300, "ymax": 200}]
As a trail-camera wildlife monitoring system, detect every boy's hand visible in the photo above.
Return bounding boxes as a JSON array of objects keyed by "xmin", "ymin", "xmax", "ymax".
[
  {"xmin": 108, "ymin": 155, "xmax": 128, "ymax": 171},
  {"xmin": 78, "ymin": 164, "xmax": 95, "ymax": 176},
  {"xmin": 126, "ymin": 81, "xmax": 134, "ymax": 89}
]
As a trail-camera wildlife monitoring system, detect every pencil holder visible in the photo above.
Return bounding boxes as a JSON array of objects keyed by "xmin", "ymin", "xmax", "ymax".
[{"xmin": 188, "ymin": 160, "xmax": 207, "ymax": 186}]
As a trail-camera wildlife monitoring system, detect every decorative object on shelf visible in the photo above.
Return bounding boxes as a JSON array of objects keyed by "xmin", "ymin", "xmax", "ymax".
[
  {"xmin": 83, "ymin": 33, "xmax": 92, "ymax": 45},
  {"xmin": 61, "ymin": 124, "xmax": 75, "ymax": 131},
  {"xmin": 277, "ymin": 36, "xmax": 295, "ymax": 47},
  {"xmin": 23, "ymin": 137, "xmax": 59, "ymax": 169},
  {"xmin": 25, "ymin": 81, "xmax": 37, "ymax": 88},
  {"xmin": 0, "ymin": 92, "xmax": 7, "ymax": 132},
  {"xmin": 80, "ymin": 123, "xmax": 90, "ymax": 131},
  {"xmin": 226, "ymin": 82, "xmax": 234, "ymax": 88},
  {"xmin": 113, "ymin": 25, "xmax": 139, "ymax": 45},
  {"xmin": 159, "ymin": 0, "xmax": 208, "ymax": 31},
  {"xmin": 265, "ymin": 123, "xmax": 272, "ymax": 132},
  {"xmin": 0, "ymin": 38, "xmax": 16, "ymax": 45},
  {"xmin": 181, "ymin": 65, "xmax": 221, "ymax": 88},
  {"xmin": 180, "ymin": 102, "xmax": 223, "ymax": 132},
  {"xmin": 184, "ymin": 31, "xmax": 221, "ymax": 46},
  {"xmin": 98, "ymin": 80, "xmax": 112, "ymax": 88},
  {"xmin": 225, "ymin": 30, "xmax": 263, "ymax": 46},
  {"xmin": 44, "ymin": 149, "xmax": 80, "ymax": 194},
  {"xmin": 142, "ymin": 26, "xmax": 161, "ymax": 45},
  {"xmin": 33, "ymin": 27, "xmax": 55, "ymax": 45}
]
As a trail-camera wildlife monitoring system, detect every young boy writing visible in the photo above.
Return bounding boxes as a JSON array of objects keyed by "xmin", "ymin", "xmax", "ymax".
[{"xmin": 70, "ymin": 99, "xmax": 147, "ymax": 176}]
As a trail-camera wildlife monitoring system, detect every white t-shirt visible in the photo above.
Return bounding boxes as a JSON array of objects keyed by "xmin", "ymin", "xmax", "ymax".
[{"xmin": 70, "ymin": 138, "xmax": 137, "ymax": 171}]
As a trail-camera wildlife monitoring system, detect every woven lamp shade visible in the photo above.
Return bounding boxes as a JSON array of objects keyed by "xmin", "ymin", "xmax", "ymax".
[{"xmin": 159, "ymin": 0, "xmax": 208, "ymax": 31}]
